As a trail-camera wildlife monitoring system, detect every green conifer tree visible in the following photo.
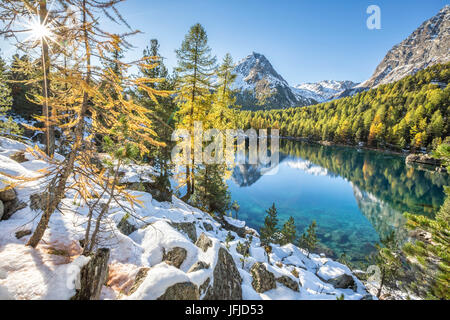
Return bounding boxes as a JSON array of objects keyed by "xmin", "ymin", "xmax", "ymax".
[
  {"xmin": 260, "ymin": 203, "xmax": 279, "ymax": 246},
  {"xmin": 280, "ymin": 216, "xmax": 297, "ymax": 245},
  {"xmin": 298, "ymin": 220, "xmax": 318, "ymax": 257}
]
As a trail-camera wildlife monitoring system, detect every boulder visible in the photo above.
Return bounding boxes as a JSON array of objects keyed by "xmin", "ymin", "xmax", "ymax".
[
  {"xmin": 195, "ymin": 233, "xmax": 213, "ymax": 252},
  {"xmin": 406, "ymin": 154, "xmax": 441, "ymax": 167},
  {"xmin": 163, "ymin": 247, "xmax": 187, "ymax": 269},
  {"xmin": 203, "ymin": 222, "xmax": 214, "ymax": 232},
  {"xmin": 361, "ymin": 294, "xmax": 374, "ymax": 300},
  {"xmin": 203, "ymin": 248, "xmax": 242, "ymax": 300},
  {"xmin": 199, "ymin": 278, "xmax": 211, "ymax": 296},
  {"xmin": 157, "ymin": 282, "xmax": 199, "ymax": 300},
  {"xmin": 1, "ymin": 199, "xmax": 27, "ymax": 220},
  {"xmin": 0, "ymin": 188, "xmax": 16, "ymax": 202},
  {"xmin": 117, "ymin": 215, "xmax": 137, "ymax": 236},
  {"xmin": 276, "ymin": 276, "xmax": 299, "ymax": 292},
  {"xmin": 250, "ymin": 262, "xmax": 276, "ymax": 293},
  {"xmin": 128, "ymin": 267, "xmax": 150, "ymax": 295},
  {"xmin": 30, "ymin": 193, "xmax": 46, "ymax": 211},
  {"xmin": 327, "ymin": 274, "xmax": 357, "ymax": 291},
  {"xmin": 171, "ymin": 222, "xmax": 197, "ymax": 243},
  {"xmin": 188, "ymin": 261, "xmax": 210, "ymax": 273},
  {"xmin": 72, "ymin": 248, "xmax": 110, "ymax": 300}
]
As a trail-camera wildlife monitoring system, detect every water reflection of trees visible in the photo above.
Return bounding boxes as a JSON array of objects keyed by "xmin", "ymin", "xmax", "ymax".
[{"xmin": 281, "ymin": 140, "xmax": 449, "ymax": 218}]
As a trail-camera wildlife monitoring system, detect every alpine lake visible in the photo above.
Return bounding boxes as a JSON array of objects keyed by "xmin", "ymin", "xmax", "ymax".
[{"xmin": 227, "ymin": 139, "xmax": 449, "ymax": 265}]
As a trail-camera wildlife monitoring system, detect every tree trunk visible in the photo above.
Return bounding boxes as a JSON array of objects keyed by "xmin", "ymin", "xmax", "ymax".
[
  {"xmin": 39, "ymin": 1, "xmax": 55, "ymax": 157},
  {"xmin": 27, "ymin": 1, "xmax": 91, "ymax": 248}
]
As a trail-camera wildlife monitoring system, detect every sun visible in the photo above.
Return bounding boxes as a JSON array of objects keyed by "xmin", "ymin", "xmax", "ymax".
[{"xmin": 28, "ymin": 19, "xmax": 53, "ymax": 42}]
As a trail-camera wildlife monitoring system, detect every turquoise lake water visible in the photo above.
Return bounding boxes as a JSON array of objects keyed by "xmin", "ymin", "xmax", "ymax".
[{"xmin": 227, "ymin": 140, "xmax": 449, "ymax": 264}]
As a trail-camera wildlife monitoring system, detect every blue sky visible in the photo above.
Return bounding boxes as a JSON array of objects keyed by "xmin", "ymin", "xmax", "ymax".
[{"xmin": 1, "ymin": 0, "xmax": 448, "ymax": 85}]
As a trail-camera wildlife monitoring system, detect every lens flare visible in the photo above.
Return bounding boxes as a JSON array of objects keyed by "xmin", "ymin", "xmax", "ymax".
[{"xmin": 29, "ymin": 19, "xmax": 53, "ymax": 41}]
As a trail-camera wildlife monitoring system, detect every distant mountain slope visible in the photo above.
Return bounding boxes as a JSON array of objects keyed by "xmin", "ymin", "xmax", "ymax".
[
  {"xmin": 357, "ymin": 5, "xmax": 450, "ymax": 89},
  {"xmin": 293, "ymin": 80, "xmax": 358, "ymax": 103},
  {"xmin": 231, "ymin": 52, "xmax": 315, "ymax": 110}
]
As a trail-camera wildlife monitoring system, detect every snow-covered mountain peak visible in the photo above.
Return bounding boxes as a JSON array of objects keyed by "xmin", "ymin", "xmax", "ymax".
[{"xmin": 293, "ymin": 80, "xmax": 358, "ymax": 103}]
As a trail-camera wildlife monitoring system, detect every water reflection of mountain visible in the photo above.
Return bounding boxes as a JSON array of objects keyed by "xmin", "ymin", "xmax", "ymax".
[
  {"xmin": 232, "ymin": 153, "xmax": 287, "ymax": 187},
  {"xmin": 352, "ymin": 184, "xmax": 409, "ymax": 243},
  {"xmin": 280, "ymin": 140, "xmax": 449, "ymax": 218}
]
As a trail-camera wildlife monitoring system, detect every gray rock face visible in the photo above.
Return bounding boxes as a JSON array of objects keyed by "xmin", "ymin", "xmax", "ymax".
[
  {"xmin": 171, "ymin": 222, "xmax": 197, "ymax": 243},
  {"xmin": 157, "ymin": 282, "xmax": 199, "ymax": 300},
  {"xmin": 203, "ymin": 222, "xmax": 214, "ymax": 232},
  {"xmin": 73, "ymin": 248, "xmax": 110, "ymax": 300},
  {"xmin": 359, "ymin": 5, "xmax": 450, "ymax": 88},
  {"xmin": 406, "ymin": 154, "xmax": 442, "ymax": 167},
  {"xmin": 163, "ymin": 247, "xmax": 187, "ymax": 269},
  {"xmin": 232, "ymin": 52, "xmax": 315, "ymax": 110},
  {"xmin": 276, "ymin": 276, "xmax": 299, "ymax": 292},
  {"xmin": 203, "ymin": 248, "xmax": 242, "ymax": 300},
  {"xmin": 1, "ymin": 199, "xmax": 27, "ymax": 221},
  {"xmin": 250, "ymin": 262, "xmax": 276, "ymax": 293},
  {"xmin": 327, "ymin": 274, "xmax": 357, "ymax": 291},
  {"xmin": 188, "ymin": 261, "xmax": 210, "ymax": 273},
  {"xmin": 129, "ymin": 267, "xmax": 150, "ymax": 295},
  {"xmin": 0, "ymin": 188, "xmax": 16, "ymax": 202},
  {"xmin": 117, "ymin": 216, "xmax": 137, "ymax": 236},
  {"xmin": 30, "ymin": 193, "xmax": 46, "ymax": 211},
  {"xmin": 195, "ymin": 233, "xmax": 213, "ymax": 252}
]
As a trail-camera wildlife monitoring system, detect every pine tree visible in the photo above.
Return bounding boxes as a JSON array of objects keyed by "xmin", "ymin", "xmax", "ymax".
[
  {"xmin": 137, "ymin": 39, "xmax": 176, "ymax": 202},
  {"xmin": 0, "ymin": 0, "xmax": 56, "ymax": 155},
  {"xmin": 403, "ymin": 143, "xmax": 450, "ymax": 299},
  {"xmin": 280, "ymin": 216, "xmax": 297, "ymax": 245},
  {"xmin": 174, "ymin": 23, "xmax": 217, "ymax": 199},
  {"xmin": 13, "ymin": 0, "xmax": 169, "ymax": 249},
  {"xmin": 0, "ymin": 51, "xmax": 20, "ymax": 135},
  {"xmin": 369, "ymin": 231, "xmax": 402, "ymax": 298},
  {"xmin": 298, "ymin": 220, "xmax": 318, "ymax": 257},
  {"xmin": 260, "ymin": 203, "xmax": 279, "ymax": 246},
  {"xmin": 191, "ymin": 164, "xmax": 231, "ymax": 216}
]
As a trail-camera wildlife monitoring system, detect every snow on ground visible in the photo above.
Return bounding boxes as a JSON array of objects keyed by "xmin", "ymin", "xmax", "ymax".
[{"xmin": 0, "ymin": 137, "xmax": 371, "ymax": 300}]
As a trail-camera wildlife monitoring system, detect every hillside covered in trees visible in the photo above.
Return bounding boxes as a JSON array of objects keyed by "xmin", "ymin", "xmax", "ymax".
[{"xmin": 241, "ymin": 63, "xmax": 450, "ymax": 152}]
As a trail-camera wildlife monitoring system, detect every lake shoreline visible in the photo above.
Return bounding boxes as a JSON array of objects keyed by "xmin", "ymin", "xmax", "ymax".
[{"xmin": 279, "ymin": 136, "xmax": 445, "ymax": 171}]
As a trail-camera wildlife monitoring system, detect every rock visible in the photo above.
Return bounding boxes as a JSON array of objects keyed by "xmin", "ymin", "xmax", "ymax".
[
  {"xmin": 327, "ymin": 274, "xmax": 357, "ymax": 291},
  {"xmin": 30, "ymin": 193, "xmax": 46, "ymax": 211},
  {"xmin": 117, "ymin": 215, "xmax": 137, "ymax": 236},
  {"xmin": 72, "ymin": 248, "xmax": 110, "ymax": 300},
  {"xmin": 406, "ymin": 154, "xmax": 441, "ymax": 167},
  {"xmin": 10, "ymin": 151, "xmax": 27, "ymax": 163},
  {"xmin": 188, "ymin": 261, "xmax": 210, "ymax": 273},
  {"xmin": 0, "ymin": 200, "xmax": 3, "ymax": 220},
  {"xmin": 171, "ymin": 222, "xmax": 197, "ymax": 243},
  {"xmin": 250, "ymin": 262, "xmax": 276, "ymax": 293},
  {"xmin": 203, "ymin": 222, "xmax": 214, "ymax": 232},
  {"xmin": 157, "ymin": 282, "xmax": 199, "ymax": 300},
  {"xmin": 15, "ymin": 230, "xmax": 32, "ymax": 239},
  {"xmin": 128, "ymin": 267, "xmax": 150, "ymax": 295},
  {"xmin": 0, "ymin": 188, "xmax": 16, "ymax": 202},
  {"xmin": 195, "ymin": 233, "xmax": 213, "ymax": 252},
  {"xmin": 276, "ymin": 276, "xmax": 299, "ymax": 292},
  {"xmin": 361, "ymin": 294, "xmax": 374, "ymax": 300},
  {"xmin": 199, "ymin": 278, "xmax": 210, "ymax": 295},
  {"xmin": 203, "ymin": 248, "xmax": 242, "ymax": 300},
  {"xmin": 163, "ymin": 247, "xmax": 187, "ymax": 269},
  {"xmin": 1, "ymin": 199, "xmax": 27, "ymax": 220}
]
